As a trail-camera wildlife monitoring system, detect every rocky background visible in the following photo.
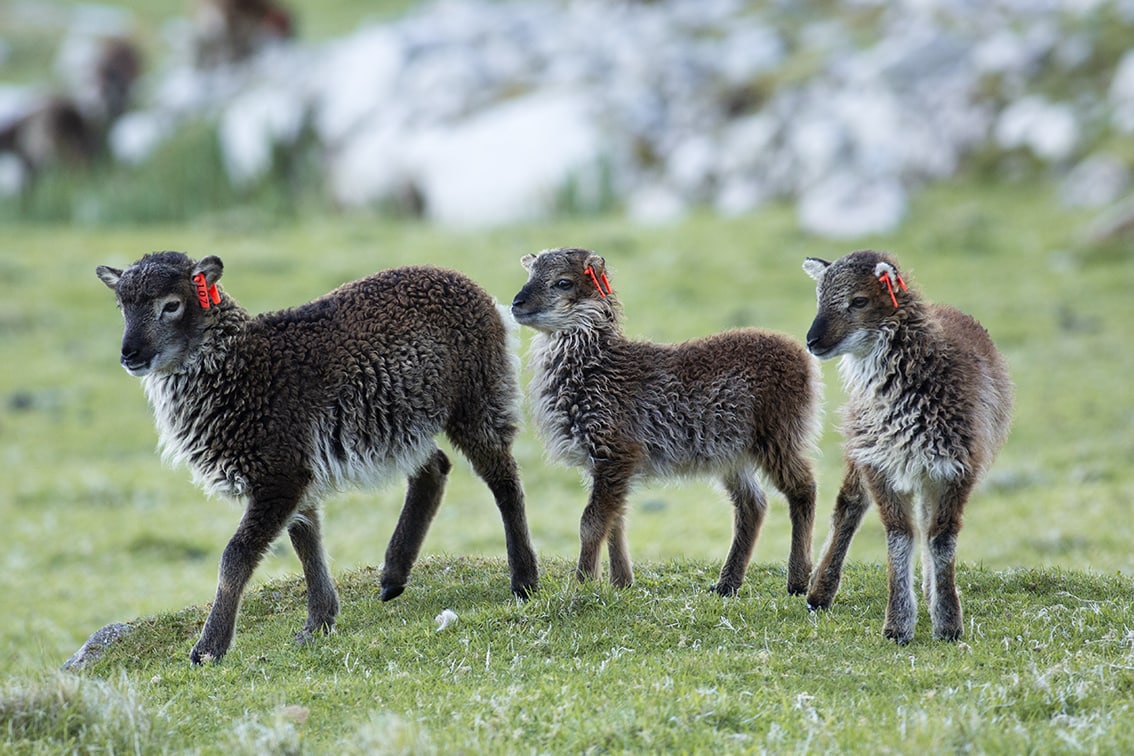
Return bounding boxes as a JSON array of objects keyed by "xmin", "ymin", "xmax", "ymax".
[{"xmin": 3, "ymin": 0, "xmax": 1134, "ymax": 238}]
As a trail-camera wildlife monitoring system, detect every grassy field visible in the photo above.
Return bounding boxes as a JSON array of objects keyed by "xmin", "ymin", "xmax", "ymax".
[
  {"xmin": 7, "ymin": 558, "xmax": 1134, "ymax": 753},
  {"xmin": 1, "ymin": 178, "xmax": 1133, "ymax": 751}
]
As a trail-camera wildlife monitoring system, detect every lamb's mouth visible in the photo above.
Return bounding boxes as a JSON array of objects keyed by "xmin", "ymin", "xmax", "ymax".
[
  {"xmin": 510, "ymin": 307, "xmax": 536, "ymax": 325},
  {"xmin": 122, "ymin": 358, "xmax": 152, "ymax": 377}
]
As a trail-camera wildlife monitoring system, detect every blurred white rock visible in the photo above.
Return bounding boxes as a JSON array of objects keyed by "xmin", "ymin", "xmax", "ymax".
[
  {"xmin": 995, "ymin": 96, "xmax": 1079, "ymax": 162},
  {"xmin": 108, "ymin": 111, "xmax": 174, "ymax": 164},
  {"xmin": 1058, "ymin": 153, "xmax": 1131, "ymax": 208},
  {"xmin": 25, "ymin": 0, "xmax": 1134, "ymax": 238},
  {"xmin": 0, "ymin": 153, "xmax": 27, "ymax": 196},
  {"xmin": 626, "ymin": 183, "xmax": 688, "ymax": 225},
  {"xmin": 219, "ymin": 85, "xmax": 306, "ymax": 185},
  {"xmin": 798, "ymin": 174, "xmax": 907, "ymax": 239}
]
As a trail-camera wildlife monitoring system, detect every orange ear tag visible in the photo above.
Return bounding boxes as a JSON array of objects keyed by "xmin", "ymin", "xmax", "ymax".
[
  {"xmin": 192, "ymin": 273, "xmax": 220, "ymax": 309},
  {"xmin": 878, "ymin": 271, "xmax": 907, "ymax": 308},
  {"xmin": 584, "ymin": 266, "xmax": 612, "ymax": 297}
]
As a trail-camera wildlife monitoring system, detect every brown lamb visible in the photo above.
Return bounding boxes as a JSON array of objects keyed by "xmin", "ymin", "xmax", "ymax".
[
  {"xmin": 96, "ymin": 252, "xmax": 538, "ymax": 664},
  {"xmin": 803, "ymin": 249, "xmax": 1013, "ymax": 643},
  {"xmin": 511, "ymin": 247, "xmax": 821, "ymax": 597}
]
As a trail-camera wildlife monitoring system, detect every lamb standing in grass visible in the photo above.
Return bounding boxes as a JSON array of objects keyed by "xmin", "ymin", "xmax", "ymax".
[
  {"xmin": 802, "ymin": 250, "xmax": 1013, "ymax": 643},
  {"xmin": 511, "ymin": 247, "xmax": 821, "ymax": 596},
  {"xmin": 96, "ymin": 252, "xmax": 539, "ymax": 663}
]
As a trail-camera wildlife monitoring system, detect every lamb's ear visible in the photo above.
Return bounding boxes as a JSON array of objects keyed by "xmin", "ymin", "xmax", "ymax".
[
  {"xmin": 802, "ymin": 257, "xmax": 830, "ymax": 281},
  {"xmin": 873, "ymin": 260, "xmax": 898, "ymax": 281},
  {"xmin": 583, "ymin": 252, "xmax": 606, "ymax": 277},
  {"xmin": 520, "ymin": 253, "xmax": 537, "ymax": 272},
  {"xmin": 95, "ymin": 265, "xmax": 123, "ymax": 291},
  {"xmin": 192, "ymin": 255, "xmax": 224, "ymax": 287}
]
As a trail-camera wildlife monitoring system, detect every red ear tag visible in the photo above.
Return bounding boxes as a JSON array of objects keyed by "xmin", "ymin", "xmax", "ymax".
[
  {"xmin": 192, "ymin": 273, "xmax": 218, "ymax": 309},
  {"xmin": 879, "ymin": 271, "xmax": 905, "ymax": 309},
  {"xmin": 584, "ymin": 265, "xmax": 611, "ymax": 298}
]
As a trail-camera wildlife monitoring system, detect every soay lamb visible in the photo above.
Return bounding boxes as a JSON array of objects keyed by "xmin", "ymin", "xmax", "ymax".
[
  {"xmin": 802, "ymin": 249, "xmax": 1013, "ymax": 643},
  {"xmin": 96, "ymin": 251, "xmax": 539, "ymax": 663},
  {"xmin": 511, "ymin": 247, "xmax": 821, "ymax": 596}
]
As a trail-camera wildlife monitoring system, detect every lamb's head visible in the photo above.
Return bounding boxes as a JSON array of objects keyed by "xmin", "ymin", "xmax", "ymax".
[
  {"xmin": 510, "ymin": 247, "xmax": 620, "ymax": 333},
  {"xmin": 96, "ymin": 251, "xmax": 224, "ymax": 376},
  {"xmin": 802, "ymin": 249, "xmax": 912, "ymax": 360}
]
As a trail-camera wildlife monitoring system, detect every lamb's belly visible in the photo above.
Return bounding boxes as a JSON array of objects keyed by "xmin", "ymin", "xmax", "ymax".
[{"xmin": 545, "ymin": 431, "xmax": 591, "ymax": 469}]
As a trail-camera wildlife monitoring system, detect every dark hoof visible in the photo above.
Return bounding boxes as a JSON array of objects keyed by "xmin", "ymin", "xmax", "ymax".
[
  {"xmin": 512, "ymin": 581, "xmax": 538, "ymax": 600},
  {"xmin": 883, "ymin": 629, "xmax": 913, "ymax": 646},
  {"xmin": 710, "ymin": 582, "xmax": 740, "ymax": 597},
  {"xmin": 189, "ymin": 645, "xmax": 222, "ymax": 666},
  {"xmin": 380, "ymin": 583, "xmax": 405, "ymax": 602},
  {"xmin": 805, "ymin": 593, "xmax": 832, "ymax": 612},
  {"xmin": 294, "ymin": 622, "xmax": 334, "ymax": 645}
]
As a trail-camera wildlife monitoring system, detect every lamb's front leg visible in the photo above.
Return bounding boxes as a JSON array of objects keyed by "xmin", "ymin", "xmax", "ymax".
[
  {"xmin": 288, "ymin": 507, "xmax": 339, "ymax": 644},
  {"xmin": 192, "ymin": 481, "xmax": 301, "ymax": 664},
  {"xmin": 807, "ymin": 462, "xmax": 870, "ymax": 610},
  {"xmin": 577, "ymin": 458, "xmax": 634, "ymax": 585}
]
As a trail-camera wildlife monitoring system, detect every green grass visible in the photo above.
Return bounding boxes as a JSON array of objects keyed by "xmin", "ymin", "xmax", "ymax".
[
  {"xmin": 7, "ymin": 558, "xmax": 1134, "ymax": 753},
  {"xmin": 1, "ymin": 177, "xmax": 1133, "ymax": 751}
]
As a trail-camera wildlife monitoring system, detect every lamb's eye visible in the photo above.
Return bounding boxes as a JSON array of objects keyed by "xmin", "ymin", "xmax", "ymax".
[
  {"xmin": 850, "ymin": 296, "xmax": 869, "ymax": 309},
  {"xmin": 162, "ymin": 300, "xmax": 182, "ymax": 315},
  {"xmin": 553, "ymin": 278, "xmax": 574, "ymax": 290}
]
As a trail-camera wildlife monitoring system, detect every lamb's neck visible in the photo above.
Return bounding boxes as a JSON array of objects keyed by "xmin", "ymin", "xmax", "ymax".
[
  {"xmin": 141, "ymin": 301, "xmax": 250, "ymax": 441},
  {"xmin": 190, "ymin": 299, "xmax": 250, "ymax": 373},
  {"xmin": 534, "ymin": 321, "xmax": 622, "ymax": 368},
  {"xmin": 840, "ymin": 304, "xmax": 932, "ymax": 397}
]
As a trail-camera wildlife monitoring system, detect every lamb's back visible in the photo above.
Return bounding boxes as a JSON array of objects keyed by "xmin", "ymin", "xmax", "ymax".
[
  {"xmin": 534, "ymin": 327, "xmax": 817, "ymax": 475},
  {"xmin": 155, "ymin": 266, "xmax": 511, "ymax": 496}
]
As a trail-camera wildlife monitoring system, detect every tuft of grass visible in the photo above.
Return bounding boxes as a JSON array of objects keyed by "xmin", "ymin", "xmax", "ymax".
[{"xmin": 0, "ymin": 671, "xmax": 171, "ymax": 754}]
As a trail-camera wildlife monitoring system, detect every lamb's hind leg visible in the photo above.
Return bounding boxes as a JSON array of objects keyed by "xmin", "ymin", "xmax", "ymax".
[
  {"xmin": 380, "ymin": 447, "xmax": 450, "ymax": 602},
  {"xmin": 607, "ymin": 515, "xmax": 633, "ymax": 588},
  {"xmin": 766, "ymin": 457, "xmax": 817, "ymax": 596},
  {"xmin": 714, "ymin": 469, "xmax": 768, "ymax": 596},
  {"xmin": 925, "ymin": 478, "xmax": 973, "ymax": 641},
  {"xmin": 808, "ymin": 461, "xmax": 870, "ymax": 610},
  {"xmin": 446, "ymin": 420, "xmax": 539, "ymax": 598},
  {"xmin": 288, "ymin": 507, "xmax": 339, "ymax": 643}
]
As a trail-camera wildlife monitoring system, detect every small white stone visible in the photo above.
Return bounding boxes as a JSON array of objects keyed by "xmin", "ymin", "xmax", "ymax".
[{"xmin": 435, "ymin": 609, "xmax": 458, "ymax": 632}]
